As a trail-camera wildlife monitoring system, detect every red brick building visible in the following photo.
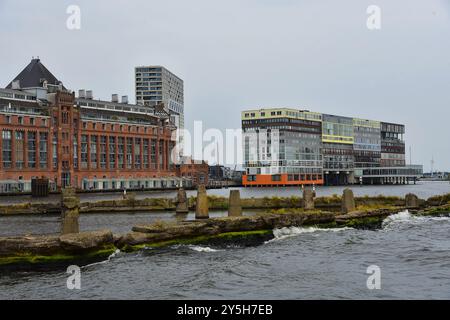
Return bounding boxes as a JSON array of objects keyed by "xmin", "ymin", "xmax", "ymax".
[
  {"xmin": 176, "ymin": 157, "xmax": 209, "ymax": 187},
  {"xmin": 0, "ymin": 59, "xmax": 183, "ymax": 193}
]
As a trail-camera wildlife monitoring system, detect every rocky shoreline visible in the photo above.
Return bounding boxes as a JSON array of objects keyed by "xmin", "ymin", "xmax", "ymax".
[{"xmin": 0, "ymin": 190, "xmax": 449, "ymax": 270}]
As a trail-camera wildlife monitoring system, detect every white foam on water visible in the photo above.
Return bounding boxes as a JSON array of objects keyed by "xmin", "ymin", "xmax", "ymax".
[
  {"xmin": 108, "ymin": 249, "xmax": 121, "ymax": 259},
  {"xmin": 188, "ymin": 245, "xmax": 221, "ymax": 253},
  {"xmin": 382, "ymin": 210, "xmax": 450, "ymax": 229},
  {"xmin": 82, "ymin": 249, "xmax": 121, "ymax": 268},
  {"xmin": 383, "ymin": 210, "xmax": 412, "ymax": 224},
  {"xmin": 266, "ymin": 226, "xmax": 353, "ymax": 244}
]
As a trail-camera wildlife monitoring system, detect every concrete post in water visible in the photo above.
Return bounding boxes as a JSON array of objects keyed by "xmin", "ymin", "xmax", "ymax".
[
  {"xmin": 228, "ymin": 190, "xmax": 242, "ymax": 217},
  {"xmin": 195, "ymin": 184, "xmax": 209, "ymax": 219},
  {"xmin": 176, "ymin": 188, "xmax": 189, "ymax": 214},
  {"xmin": 303, "ymin": 187, "xmax": 315, "ymax": 210},
  {"xmin": 61, "ymin": 187, "xmax": 80, "ymax": 234},
  {"xmin": 405, "ymin": 193, "xmax": 419, "ymax": 208},
  {"xmin": 122, "ymin": 191, "xmax": 136, "ymax": 207},
  {"xmin": 341, "ymin": 188, "xmax": 356, "ymax": 214}
]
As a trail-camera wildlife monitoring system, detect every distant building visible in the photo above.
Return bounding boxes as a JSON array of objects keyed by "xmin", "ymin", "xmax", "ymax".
[
  {"xmin": 422, "ymin": 172, "xmax": 450, "ymax": 180},
  {"xmin": 135, "ymin": 66, "xmax": 184, "ymax": 132},
  {"xmin": 231, "ymin": 170, "xmax": 244, "ymax": 183},
  {"xmin": 0, "ymin": 58, "xmax": 181, "ymax": 193},
  {"xmin": 241, "ymin": 107, "xmax": 422, "ymax": 187},
  {"xmin": 176, "ymin": 157, "xmax": 209, "ymax": 187},
  {"xmin": 209, "ymin": 165, "xmax": 231, "ymax": 180},
  {"xmin": 135, "ymin": 66, "xmax": 184, "ymax": 163}
]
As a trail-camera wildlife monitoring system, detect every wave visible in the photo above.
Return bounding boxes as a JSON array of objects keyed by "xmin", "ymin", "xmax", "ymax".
[
  {"xmin": 108, "ymin": 249, "xmax": 121, "ymax": 259},
  {"xmin": 382, "ymin": 210, "xmax": 412, "ymax": 226},
  {"xmin": 188, "ymin": 245, "xmax": 221, "ymax": 253},
  {"xmin": 82, "ymin": 249, "xmax": 121, "ymax": 268},
  {"xmin": 266, "ymin": 226, "xmax": 353, "ymax": 243},
  {"xmin": 382, "ymin": 210, "xmax": 450, "ymax": 229}
]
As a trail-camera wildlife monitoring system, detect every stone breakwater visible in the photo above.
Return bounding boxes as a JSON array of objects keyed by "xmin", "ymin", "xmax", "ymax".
[
  {"xmin": 0, "ymin": 203, "xmax": 449, "ymax": 269},
  {"xmin": 116, "ymin": 211, "xmax": 336, "ymax": 251},
  {"xmin": 2, "ymin": 193, "xmax": 447, "ymax": 216},
  {"xmin": 0, "ymin": 191, "xmax": 449, "ymax": 269}
]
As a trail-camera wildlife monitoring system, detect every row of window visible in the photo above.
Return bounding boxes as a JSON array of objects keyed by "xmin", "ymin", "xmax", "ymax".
[
  {"xmin": 2, "ymin": 114, "xmax": 48, "ymax": 126},
  {"xmin": 245, "ymin": 174, "xmax": 323, "ymax": 182},
  {"xmin": 80, "ymin": 120, "xmax": 165, "ymax": 136},
  {"xmin": 1, "ymin": 130, "xmax": 48, "ymax": 169},
  {"xmin": 78, "ymin": 134, "xmax": 169, "ymax": 171}
]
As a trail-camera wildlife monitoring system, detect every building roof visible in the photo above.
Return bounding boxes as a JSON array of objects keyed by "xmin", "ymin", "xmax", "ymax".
[{"xmin": 6, "ymin": 58, "xmax": 65, "ymax": 90}]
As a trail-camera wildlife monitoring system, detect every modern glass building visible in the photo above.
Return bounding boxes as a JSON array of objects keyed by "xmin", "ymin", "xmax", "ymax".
[
  {"xmin": 135, "ymin": 66, "xmax": 184, "ymax": 162},
  {"xmin": 241, "ymin": 108, "xmax": 422, "ymax": 186},
  {"xmin": 135, "ymin": 66, "xmax": 184, "ymax": 132}
]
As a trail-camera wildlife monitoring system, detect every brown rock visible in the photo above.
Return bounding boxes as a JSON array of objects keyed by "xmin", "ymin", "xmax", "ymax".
[
  {"xmin": 0, "ymin": 235, "xmax": 61, "ymax": 256},
  {"xmin": 59, "ymin": 230, "xmax": 114, "ymax": 251}
]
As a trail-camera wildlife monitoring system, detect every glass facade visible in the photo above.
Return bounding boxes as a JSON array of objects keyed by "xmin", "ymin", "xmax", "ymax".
[
  {"xmin": 39, "ymin": 132, "xmax": 48, "ymax": 169},
  {"xmin": 27, "ymin": 132, "xmax": 36, "ymax": 168},
  {"xmin": 242, "ymin": 108, "xmax": 420, "ymax": 186},
  {"xmin": 15, "ymin": 131, "xmax": 24, "ymax": 169},
  {"xmin": 2, "ymin": 130, "xmax": 12, "ymax": 168}
]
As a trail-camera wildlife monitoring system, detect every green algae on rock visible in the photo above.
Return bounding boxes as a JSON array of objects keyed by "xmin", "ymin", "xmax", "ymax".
[{"xmin": 0, "ymin": 230, "xmax": 116, "ymax": 268}]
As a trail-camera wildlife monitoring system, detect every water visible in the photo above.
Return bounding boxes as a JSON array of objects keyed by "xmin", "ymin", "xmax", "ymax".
[
  {"xmin": 1, "ymin": 182, "xmax": 450, "ymax": 299},
  {"xmin": 1, "ymin": 211, "xmax": 450, "ymax": 299},
  {"xmin": 1, "ymin": 181, "xmax": 449, "ymax": 205}
]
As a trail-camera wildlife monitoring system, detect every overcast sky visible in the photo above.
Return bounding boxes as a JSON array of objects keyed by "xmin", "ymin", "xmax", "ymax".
[{"xmin": 1, "ymin": 0, "xmax": 449, "ymax": 171}]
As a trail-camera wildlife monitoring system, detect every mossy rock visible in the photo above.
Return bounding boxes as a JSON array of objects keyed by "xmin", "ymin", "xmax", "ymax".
[
  {"xmin": 122, "ymin": 230, "xmax": 274, "ymax": 252},
  {"xmin": 418, "ymin": 204, "xmax": 450, "ymax": 217},
  {"xmin": 340, "ymin": 216, "xmax": 384, "ymax": 230},
  {"xmin": 426, "ymin": 193, "xmax": 450, "ymax": 206},
  {"xmin": 0, "ymin": 244, "xmax": 117, "ymax": 270},
  {"xmin": 207, "ymin": 195, "xmax": 228, "ymax": 209}
]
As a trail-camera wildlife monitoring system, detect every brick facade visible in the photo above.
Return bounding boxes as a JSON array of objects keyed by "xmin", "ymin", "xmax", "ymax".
[
  {"xmin": 176, "ymin": 160, "xmax": 209, "ymax": 187},
  {"xmin": 0, "ymin": 59, "xmax": 180, "ymax": 193},
  {"xmin": 0, "ymin": 91, "xmax": 178, "ymax": 192}
]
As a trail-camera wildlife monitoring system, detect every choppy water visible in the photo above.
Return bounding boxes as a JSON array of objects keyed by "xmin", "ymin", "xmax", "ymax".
[
  {"xmin": 1, "ymin": 211, "xmax": 450, "ymax": 299},
  {"xmin": 1, "ymin": 182, "xmax": 450, "ymax": 299}
]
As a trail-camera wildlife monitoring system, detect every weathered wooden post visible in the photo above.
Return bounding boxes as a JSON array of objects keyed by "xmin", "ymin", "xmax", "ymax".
[
  {"xmin": 341, "ymin": 188, "xmax": 356, "ymax": 214},
  {"xmin": 176, "ymin": 188, "xmax": 189, "ymax": 214},
  {"xmin": 228, "ymin": 190, "xmax": 242, "ymax": 217},
  {"xmin": 61, "ymin": 187, "xmax": 80, "ymax": 234},
  {"xmin": 303, "ymin": 187, "xmax": 315, "ymax": 210},
  {"xmin": 405, "ymin": 193, "xmax": 419, "ymax": 208},
  {"xmin": 195, "ymin": 184, "xmax": 209, "ymax": 219}
]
